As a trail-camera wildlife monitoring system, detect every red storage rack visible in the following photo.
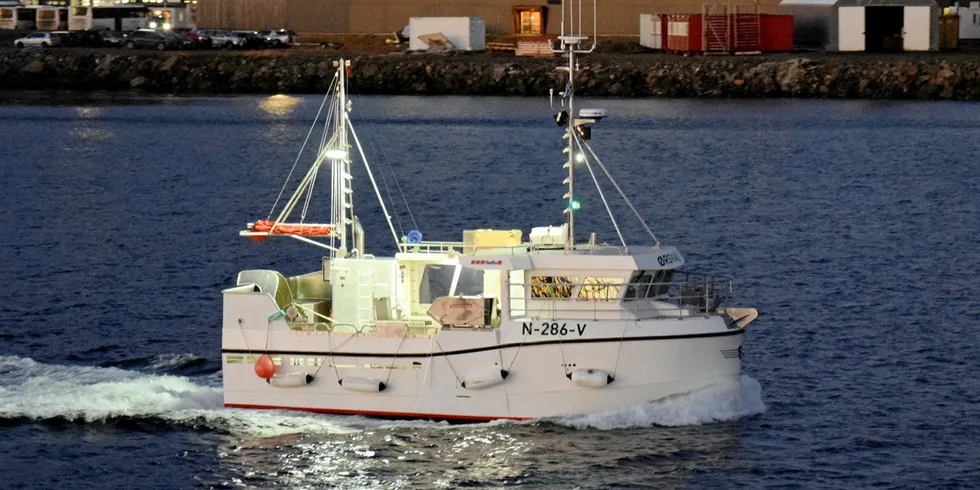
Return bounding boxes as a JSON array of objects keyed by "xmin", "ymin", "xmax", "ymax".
[{"xmin": 664, "ymin": 13, "xmax": 793, "ymax": 53}]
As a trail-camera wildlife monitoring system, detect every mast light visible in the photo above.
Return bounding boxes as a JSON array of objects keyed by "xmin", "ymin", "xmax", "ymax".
[{"xmin": 325, "ymin": 149, "xmax": 348, "ymax": 160}]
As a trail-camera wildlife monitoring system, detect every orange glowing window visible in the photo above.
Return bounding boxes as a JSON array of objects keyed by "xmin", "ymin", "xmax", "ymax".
[{"xmin": 513, "ymin": 6, "xmax": 545, "ymax": 35}]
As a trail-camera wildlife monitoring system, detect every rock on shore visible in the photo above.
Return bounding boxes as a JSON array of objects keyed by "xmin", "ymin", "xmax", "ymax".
[{"xmin": 2, "ymin": 50, "xmax": 980, "ymax": 99}]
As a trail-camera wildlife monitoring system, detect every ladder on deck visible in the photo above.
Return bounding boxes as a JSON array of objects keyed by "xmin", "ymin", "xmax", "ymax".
[
  {"xmin": 356, "ymin": 270, "xmax": 373, "ymax": 324},
  {"xmin": 702, "ymin": 3, "xmax": 730, "ymax": 54}
]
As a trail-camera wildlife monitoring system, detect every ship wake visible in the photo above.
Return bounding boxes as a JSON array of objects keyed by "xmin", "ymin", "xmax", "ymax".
[
  {"xmin": 0, "ymin": 355, "xmax": 431, "ymax": 436},
  {"xmin": 0, "ymin": 356, "xmax": 764, "ymax": 434},
  {"xmin": 549, "ymin": 375, "xmax": 766, "ymax": 429}
]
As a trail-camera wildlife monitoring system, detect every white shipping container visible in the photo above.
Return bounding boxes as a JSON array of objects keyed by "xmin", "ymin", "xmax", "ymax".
[
  {"xmin": 408, "ymin": 17, "xmax": 486, "ymax": 52},
  {"xmin": 639, "ymin": 14, "xmax": 663, "ymax": 49}
]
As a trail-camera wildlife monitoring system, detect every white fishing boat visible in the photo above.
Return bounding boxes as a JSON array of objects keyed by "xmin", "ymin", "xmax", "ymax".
[{"xmin": 221, "ymin": 1, "xmax": 758, "ymax": 421}]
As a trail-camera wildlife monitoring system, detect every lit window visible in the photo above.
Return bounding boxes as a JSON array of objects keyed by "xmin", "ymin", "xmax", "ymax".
[
  {"xmin": 531, "ymin": 276, "xmax": 578, "ymax": 299},
  {"xmin": 578, "ymin": 277, "xmax": 625, "ymax": 301},
  {"xmin": 513, "ymin": 6, "xmax": 545, "ymax": 35},
  {"xmin": 290, "ymin": 358, "xmax": 304, "ymax": 366}
]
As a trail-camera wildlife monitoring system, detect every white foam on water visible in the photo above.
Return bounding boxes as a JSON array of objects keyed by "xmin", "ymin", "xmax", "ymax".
[
  {"xmin": 143, "ymin": 353, "xmax": 204, "ymax": 372},
  {"xmin": 551, "ymin": 375, "xmax": 767, "ymax": 430},
  {"xmin": 0, "ymin": 356, "xmax": 358, "ymax": 436},
  {"xmin": 0, "ymin": 357, "xmax": 764, "ymax": 435}
]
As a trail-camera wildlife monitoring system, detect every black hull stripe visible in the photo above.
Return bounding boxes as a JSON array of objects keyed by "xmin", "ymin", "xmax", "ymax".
[{"xmin": 223, "ymin": 329, "xmax": 744, "ymax": 359}]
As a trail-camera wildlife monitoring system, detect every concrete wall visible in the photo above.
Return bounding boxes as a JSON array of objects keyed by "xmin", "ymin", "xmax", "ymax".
[{"xmin": 195, "ymin": 0, "xmax": 782, "ymax": 36}]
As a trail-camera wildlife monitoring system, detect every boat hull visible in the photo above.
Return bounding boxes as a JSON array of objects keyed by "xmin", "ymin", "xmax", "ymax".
[{"xmin": 221, "ymin": 330, "xmax": 743, "ymax": 421}]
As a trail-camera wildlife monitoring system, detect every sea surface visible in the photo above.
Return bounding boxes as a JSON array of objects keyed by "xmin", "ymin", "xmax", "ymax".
[{"xmin": 0, "ymin": 90, "xmax": 978, "ymax": 489}]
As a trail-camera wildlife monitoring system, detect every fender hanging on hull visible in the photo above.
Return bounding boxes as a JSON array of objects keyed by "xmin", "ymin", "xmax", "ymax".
[
  {"xmin": 461, "ymin": 368, "xmax": 509, "ymax": 390},
  {"xmin": 567, "ymin": 368, "xmax": 614, "ymax": 388},
  {"xmin": 339, "ymin": 376, "xmax": 387, "ymax": 392},
  {"xmin": 267, "ymin": 373, "xmax": 314, "ymax": 387}
]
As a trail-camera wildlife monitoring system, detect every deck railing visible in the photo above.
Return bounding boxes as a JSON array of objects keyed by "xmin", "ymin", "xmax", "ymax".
[{"xmin": 512, "ymin": 271, "xmax": 733, "ymax": 320}]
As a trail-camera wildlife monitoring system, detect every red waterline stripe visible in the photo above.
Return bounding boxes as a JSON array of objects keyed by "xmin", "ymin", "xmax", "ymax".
[{"xmin": 224, "ymin": 403, "xmax": 531, "ymax": 422}]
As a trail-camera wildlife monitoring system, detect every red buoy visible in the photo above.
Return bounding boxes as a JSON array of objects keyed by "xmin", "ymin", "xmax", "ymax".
[{"xmin": 254, "ymin": 353, "xmax": 275, "ymax": 379}]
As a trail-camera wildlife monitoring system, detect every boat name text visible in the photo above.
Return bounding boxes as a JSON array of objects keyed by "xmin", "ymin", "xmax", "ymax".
[
  {"xmin": 470, "ymin": 259, "xmax": 503, "ymax": 265},
  {"xmin": 522, "ymin": 322, "xmax": 587, "ymax": 336},
  {"xmin": 657, "ymin": 252, "xmax": 682, "ymax": 267}
]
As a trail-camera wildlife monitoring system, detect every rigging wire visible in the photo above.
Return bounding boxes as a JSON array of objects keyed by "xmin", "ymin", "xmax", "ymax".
[
  {"xmin": 345, "ymin": 78, "xmax": 406, "ymax": 237},
  {"xmin": 574, "ymin": 133, "xmax": 627, "ymax": 250},
  {"xmin": 348, "ymin": 77, "xmax": 420, "ymax": 233},
  {"xmin": 267, "ymin": 75, "xmax": 338, "ymax": 221},
  {"xmin": 579, "ymin": 137, "xmax": 661, "ymax": 246},
  {"xmin": 300, "ymin": 166, "xmax": 318, "ymax": 223}
]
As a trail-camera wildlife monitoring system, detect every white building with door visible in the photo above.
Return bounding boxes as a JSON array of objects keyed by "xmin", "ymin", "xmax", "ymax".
[
  {"xmin": 945, "ymin": 2, "xmax": 980, "ymax": 41},
  {"xmin": 831, "ymin": 0, "xmax": 939, "ymax": 51}
]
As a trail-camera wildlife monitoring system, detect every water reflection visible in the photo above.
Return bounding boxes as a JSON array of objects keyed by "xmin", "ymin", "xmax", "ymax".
[
  {"xmin": 75, "ymin": 107, "xmax": 105, "ymax": 119},
  {"xmin": 209, "ymin": 419, "xmax": 743, "ymax": 489},
  {"xmin": 66, "ymin": 106, "xmax": 115, "ymax": 151},
  {"xmin": 259, "ymin": 94, "xmax": 301, "ymax": 118},
  {"xmin": 68, "ymin": 126, "xmax": 114, "ymax": 141},
  {"xmin": 259, "ymin": 94, "xmax": 302, "ymax": 143}
]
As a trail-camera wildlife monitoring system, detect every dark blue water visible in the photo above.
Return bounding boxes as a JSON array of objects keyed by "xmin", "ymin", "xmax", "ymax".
[{"xmin": 1, "ymin": 92, "xmax": 978, "ymax": 489}]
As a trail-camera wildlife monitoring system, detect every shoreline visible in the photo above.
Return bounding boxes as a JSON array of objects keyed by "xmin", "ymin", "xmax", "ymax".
[{"xmin": 3, "ymin": 49, "xmax": 980, "ymax": 100}]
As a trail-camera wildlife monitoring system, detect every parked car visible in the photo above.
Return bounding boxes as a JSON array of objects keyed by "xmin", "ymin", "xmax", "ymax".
[
  {"xmin": 162, "ymin": 31, "xmax": 195, "ymax": 50},
  {"xmin": 181, "ymin": 30, "xmax": 212, "ymax": 49},
  {"xmin": 257, "ymin": 29, "xmax": 297, "ymax": 47},
  {"xmin": 124, "ymin": 29, "xmax": 183, "ymax": 50},
  {"xmin": 74, "ymin": 30, "xmax": 105, "ymax": 48},
  {"xmin": 195, "ymin": 29, "xmax": 243, "ymax": 49},
  {"xmin": 102, "ymin": 31, "xmax": 125, "ymax": 47},
  {"xmin": 230, "ymin": 30, "xmax": 267, "ymax": 49},
  {"xmin": 51, "ymin": 31, "xmax": 82, "ymax": 47},
  {"xmin": 13, "ymin": 32, "xmax": 59, "ymax": 48}
]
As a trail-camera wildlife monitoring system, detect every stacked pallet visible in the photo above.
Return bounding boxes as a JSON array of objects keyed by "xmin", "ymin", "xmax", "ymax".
[
  {"xmin": 486, "ymin": 41, "xmax": 517, "ymax": 52},
  {"xmin": 516, "ymin": 37, "xmax": 556, "ymax": 57}
]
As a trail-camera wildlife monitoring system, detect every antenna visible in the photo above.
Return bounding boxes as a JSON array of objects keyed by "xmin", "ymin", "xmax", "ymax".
[{"xmin": 551, "ymin": 0, "xmax": 597, "ymax": 252}]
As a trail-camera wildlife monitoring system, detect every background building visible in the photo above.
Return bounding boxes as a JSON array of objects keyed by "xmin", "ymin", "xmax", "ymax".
[
  {"xmin": 831, "ymin": 0, "xmax": 939, "ymax": 51},
  {"xmin": 194, "ymin": 0, "xmax": 783, "ymax": 36}
]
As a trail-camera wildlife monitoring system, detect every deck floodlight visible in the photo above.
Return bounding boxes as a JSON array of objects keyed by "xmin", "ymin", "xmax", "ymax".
[{"xmin": 325, "ymin": 149, "xmax": 348, "ymax": 160}]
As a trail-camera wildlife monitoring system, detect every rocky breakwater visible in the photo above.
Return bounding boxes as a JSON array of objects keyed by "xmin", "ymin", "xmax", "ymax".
[{"xmin": 3, "ymin": 50, "xmax": 980, "ymax": 99}]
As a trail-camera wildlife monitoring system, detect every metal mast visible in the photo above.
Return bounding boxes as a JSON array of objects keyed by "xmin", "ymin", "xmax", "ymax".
[
  {"xmin": 329, "ymin": 59, "xmax": 354, "ymax": 259},
  {"xmin": 554, "ymin": 0, "xmax": 596, "ymax": 252}
]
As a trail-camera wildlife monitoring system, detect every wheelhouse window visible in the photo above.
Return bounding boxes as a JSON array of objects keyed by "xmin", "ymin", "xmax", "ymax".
[
  {"xmin": 624, "ymin": 270, "xmax": 675, "ymax": 300},
  {"xmin": 578, "ymin": 277, "xmax": 625, "ymax": 301},
  {"xmin": 530, "ymin": 276, "xmax": 577, "ymax": 299},
  {"xmin": 419, "ymin": 264, "xmax": 454, "ymax": 304},
  {"xmin": 454, "ymin": 267, "xmax": 485, "ymax": 296},
  {"xmin": 419, "ymin": 264, "xmax": 486, "ymax": 303},
  {"xmin": 513, "ymin": 5, "xmax": 545, "ymax": 35}
]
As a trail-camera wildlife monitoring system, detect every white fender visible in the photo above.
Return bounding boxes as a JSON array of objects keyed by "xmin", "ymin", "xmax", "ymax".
[
  {"xmin": 461, "ymin": 368, "xmax": 509, "ymax": 390},
  {"xmin": 568, "ymin": 368, "xmax": 613, "ymax": 388},
  {"xmin": 267, "ymin": 372, "xmax": 314, "ymax": 387},
  {"xmin": 339, "ymin": 376, "xmax": 387, "ymax": 392}
]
